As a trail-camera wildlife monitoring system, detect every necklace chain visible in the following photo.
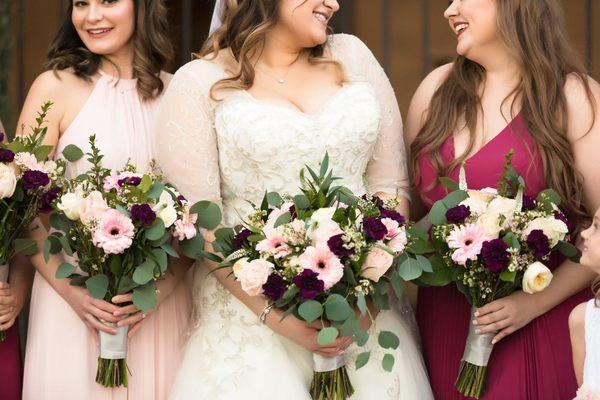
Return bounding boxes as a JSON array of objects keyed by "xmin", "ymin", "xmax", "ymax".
[{"xmin": 255, "ymin": 53, "xmax": 302, "ymax": 85}]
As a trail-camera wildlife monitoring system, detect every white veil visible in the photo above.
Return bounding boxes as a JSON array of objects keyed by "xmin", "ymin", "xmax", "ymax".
[{"xmin": 209, "ymin": 0, "xmax": 225, "ymax": 35}]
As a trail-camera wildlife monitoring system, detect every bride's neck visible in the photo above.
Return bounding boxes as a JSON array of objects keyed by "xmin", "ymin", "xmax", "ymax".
[{"xmin": 258, "ymin": 29, "xmax": 306, "ymax": 68}]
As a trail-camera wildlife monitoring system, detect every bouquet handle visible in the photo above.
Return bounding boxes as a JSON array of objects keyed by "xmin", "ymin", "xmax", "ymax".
[
  {"xmin": 0, "ymin": 264, "xmax": 8, "ymax": 342},
  {"xmin": 310, "ymin": 354, "xmax": 354, "ymax": 400},
  {"xmin": 96, "ymin": 322, "xmax": 129, "ymax": 387}
]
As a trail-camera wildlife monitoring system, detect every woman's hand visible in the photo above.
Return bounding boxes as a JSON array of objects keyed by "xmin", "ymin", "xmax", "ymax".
[
  {"xmin": 0, "ymin": 282, "xmax": 19, "ymax": 331},
  {"xmin": 64, "ymin": 285, "xmax": 120, "ymax": 337},
  {"xmin": 112, "ymin": 293, "xmax": 149, "ymax": 338},
  {"xmin": 473, "ymin": 291, "xmax": 542, "ymax": 344},
  {"xmin": 266, "ymin": 310, "xmax": 353, "ymax": 358}
]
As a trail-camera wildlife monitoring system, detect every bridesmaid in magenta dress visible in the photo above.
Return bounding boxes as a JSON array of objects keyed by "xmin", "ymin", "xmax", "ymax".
[{"xmin": 405, "ymin": 1, "xmax": 600, "ymax": 399}]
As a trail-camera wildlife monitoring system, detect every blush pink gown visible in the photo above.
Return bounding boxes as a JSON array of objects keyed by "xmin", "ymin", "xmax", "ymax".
[
  {"xmin": 416, "ymin": 113, "xmax": 590, "ymax": 399},
  {"xmin": 22, "ymin": 71, "xmax": 191, "ymax": 400}
]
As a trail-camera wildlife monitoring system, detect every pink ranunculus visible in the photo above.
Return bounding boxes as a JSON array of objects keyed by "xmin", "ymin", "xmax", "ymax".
[
  {"xmin": 447, "ymin": 223, "xmax": 488, "ymax": 266},
  {"xmin": 173, "ymin": 204, "xmax": 198, "ymax": 241},
  {"xmin": 79, "ymin": 191, "xmax": 110, "ymax": 225},
  {"xmin": 256, "ymin": 227, "xmax": 292, "ymax": 259},
  {"xmin": 361, "ymin": 245, "xmax": 394, "ymax": 282},
  {"xmin": 298, "ymin": 245, "xmax": 344, "ymax": 289},
  {"xmin": 14, "ymin": 152, "xmax": 44, "ymax": 172},
  {"xmin": 239, "ymin": 259, "xmax": 274, "ymax": 297},
  {"xmin": 92, "ymin": 209, "xmax": 135, "ymax": 254},
  {"xmin": 387, "ymin": 227, "xmax": 408, "ymax": 253},
  {"xmin": 381, "ymin": 218, "xmax": 401, "ymax": 240}
]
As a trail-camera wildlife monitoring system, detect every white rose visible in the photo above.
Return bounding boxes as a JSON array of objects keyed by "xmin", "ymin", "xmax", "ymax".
[
  {"xmin": 488, "ymin": 197, "xmax": 517, "ymax": 219},
  {"xmin": 232, "ymin": 257, "xmax": 249, "ymax": 280},
  {"xmin": 522, "ymin": 261, "xmax": 553, "ymax": 294},
  {"xmin": 0, "ymin": 163, "xmax": 17, "ymax": 199},
  {"xmin": 79, "ymin": 191, "xmax": 110, "ymax": 224},
  {"xmin": 361, "ymin": 246, "xmax": 394, "ymax": 282},
  {"xmin": 310, "ymin": 207, "xmax": 337, "ymax": 225},
  {"xmin": 477, "ymin": 213, "xmax": 503, "ymax": 239},
  {"xmin": 57, "ymin": 192, "xmax": 83, "ymax": 220},
  {"xmin": 239, "ymin": 259, "xmax": 274, "ymax": 297},
  {"xmin": 157, "ymin": 205, "xmax": 178, "ymax": 228},
  {"xmin": 524, "ymin": 217, "xmax": 568, "ymax": 247}
]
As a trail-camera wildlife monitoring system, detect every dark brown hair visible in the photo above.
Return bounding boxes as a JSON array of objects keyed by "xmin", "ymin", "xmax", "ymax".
[
  {"xmin": 410, "ymin": 0, "xmax": 595, "ymax": 226},
  {"xmin": 198, "ymin": 0, "xmax": 343, "ymax": 99},
  {"xmin": 45, "ymin": 0, "xmax": 173, "ymax": 100}
]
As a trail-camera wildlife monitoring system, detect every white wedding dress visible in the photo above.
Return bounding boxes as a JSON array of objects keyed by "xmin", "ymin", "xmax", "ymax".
[{"xmin": 156, "ymin": 34, "xmax": 433, "ymax": 400}]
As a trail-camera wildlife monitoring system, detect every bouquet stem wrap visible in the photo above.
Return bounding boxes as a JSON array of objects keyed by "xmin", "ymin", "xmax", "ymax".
[
  {"xmin": 0, "ymin": 264, "xmax": 8, "ymax": 342},
  {"xmin": 456, "ymin": 307, "xmax": 495, "ymax": 398},
  {"xmin": 310, "ymin": 354, "xmax": 354, "ymax": 400},
  {"xmin": 96, "ymin": 322, "xmax": 129, "ymax": 387}
]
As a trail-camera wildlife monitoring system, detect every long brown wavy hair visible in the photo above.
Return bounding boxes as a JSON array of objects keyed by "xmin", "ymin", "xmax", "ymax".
[
  {"xmin": 198, "ymin": 0, "xmax": 344, "ymax": 99},
  {"xmin": 410, "ymin": 0, "xmax": 595, "ymax": 225},
  {"xmin": 45, "ymin": 0, "xmax": 173, "ymax": 100}
]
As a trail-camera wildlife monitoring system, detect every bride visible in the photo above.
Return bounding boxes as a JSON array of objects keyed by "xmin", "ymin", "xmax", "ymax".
[{"xmin": 156, "ymin": 0, "xmax": 433, "ymax": 398}]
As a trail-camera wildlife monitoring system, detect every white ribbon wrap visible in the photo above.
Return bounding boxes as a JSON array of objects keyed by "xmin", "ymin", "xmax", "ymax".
[
  {"xmin": 99, "ymin": 323, "xmax": 129, "ymax": 360},
  {"xmin": 462, "ymin": 307, "xmax": 495, "ymax": 367},
  {"xmin": 313, "ymin": 353, "xmax": 345, "ymax": 373},
  {"xmin": 0, "ymin": 264, "xmax": 8, "ymax": 283}
]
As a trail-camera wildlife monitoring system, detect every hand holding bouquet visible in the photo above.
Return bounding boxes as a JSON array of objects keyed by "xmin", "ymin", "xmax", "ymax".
[
  {"xmin": 46, "ymin": 135, "xmax": 221, "ymax": 387},
  {"xmin": 424, "ymin": 152, "xmax": 580, "ymax": 398},
  {"xmin": 213, "ymin": 154, "xmax": 430, "ymax": 400},
  {"xmin": 0, "ymin": 102, "xmax": 65, "ymax": 341}
]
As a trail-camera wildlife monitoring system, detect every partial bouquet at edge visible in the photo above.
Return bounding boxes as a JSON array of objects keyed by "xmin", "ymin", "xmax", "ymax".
[
  {"xmin": 422, "ymin": 152, "xmax": 580, "ymax": 398},
  {"xmin": 0, "ymin": 102, "xmax": 66, "ymax": 342},
  {"xmin": 212, "ymin": 154, "xmax": 433, "ymax": 400},
  {"xmin": 45, "ymin": 135, "xmax": 221, "ymax": 387}
]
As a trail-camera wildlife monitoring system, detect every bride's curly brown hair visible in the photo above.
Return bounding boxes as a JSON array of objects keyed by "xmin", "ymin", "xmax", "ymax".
[
  {"xmin": 199, "ymin": 0, "xmax": 344, "ymax": 99},
  {"xmin": 45, "ymin": 0, "xmax": 172, "ymax": 101}
]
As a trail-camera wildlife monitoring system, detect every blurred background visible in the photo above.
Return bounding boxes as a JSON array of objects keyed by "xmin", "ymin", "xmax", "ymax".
[{"xmin": 0, "ymin": 0, "xmax": 599, "ymax": 131}]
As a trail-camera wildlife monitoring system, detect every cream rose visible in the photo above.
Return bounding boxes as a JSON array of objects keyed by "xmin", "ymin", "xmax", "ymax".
[
  {"xmin": 232, "ymin": 257, "xmax": 250, "ymax": 280},
  {"xmin": 522, "ymin": 261, "xmax": 553, "ymax": 294},
  {"xmin": 488, "ymin": 196, "xmax": 517, "ymax": 219},
  {"xmin": 153, "ymin": 191, "xmax": 178, "ymax": 228},
  {"xmin": 524, "ymin": 217, "xmax": 568, "ymax": 247},
  {"xmin": 57, "ymin": 192, "xmax": 83, "ymax": 220},
  {"xmin": 79, "ymin": 191, "xmax": 110, "ymax": 224},
  {"xmin": 361, "ymin": 245, "xmax": 394, "ymax": 282},
  {"xmin": 239, "ymin": 259, "xmax": 274, "ymax": 297},
  {"xmin": 0, "ymin": 163, "xmax": 17, "ymax": 199},
  {"xmin": 387, "ymin": 228, "xmax": 408, "ymax": 253},
  {"xmin": 477, "ymin": 213, "xmax": 503, "ymax": 239}
]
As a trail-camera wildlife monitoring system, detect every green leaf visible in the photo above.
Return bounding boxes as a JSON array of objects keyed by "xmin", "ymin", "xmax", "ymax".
[
  {"xmin": 283, "ymin": 286, "xmax": 300, "ymax": 301},
  {"xmin": 407, "ymin": 238, "xmax": 436, "ymax": 255},
  {"xmin": 325, "ymin": 294, "xmax": 353, "ymax": 322},
  {"xmin": 417, "ymin": 255, "xmax": 452, "ymax": 286},
  {"xmin": 378, "ymin": 331, "xmax": 400, "ymax": 350},
  {"xmin": 133, "ymin": 283, "xmax": 157, "ymax": 311},
  {"xmin": 317, "ymin": 327, "xmax": 339, "ymax": 345},
  {"xmin": 180, "ymin": 233, "xmax": 206, "ymax": 260},
  {"xmin": 133, "ymin": 260, "xmax": 155, "ymax": 285},
  {"xmin": 500, "ymin": 269, "xmax": 517, "ymax": 283},
  {"xmin": 439, "ymin": 177, "xmax": 459, "ymax": 191},
  {"xmin": 502, "ymin": 232, "xmax": 521, "ymax": 250},
  {"xmin": 151, "ymin": 248, "xmax": 168, "ymax": 273},
  {"xmin": 147, "ymin": 182, "xmax": 165, "ymax": 200},
  {"xmin": 391, "ymin": 270, "xmax": 405, "ymax": 298},
  {"xmin": 416, "ymin": 255, "xmax": 433, "ymax": 273},
  {"xmin": 537, "ymin": 189, "xmax": 561, "ymax": 206},
  {"xmin": 442, "ymin": 190, "xmax": 469, "ymax": 208},
  {"xmin": 33, "ymin": 145, "xmax": 54, "ymax": 162},
  {"xmin": 62, "ymin": 144, "xmax": 84, "ymax": 162},
  {"xmin": 357, "ymin": 292, "xmax": 367, "ymax": 315},
  {"xmin": 298, "ymin": 300, "xmax": 323, "ymax": 323},
  {"xmin": 43, "ymin": 239, "xmax": 52, "ymax": 263},
  {"xmin": 86, "ymin": 274, "xmax": 109, "ymax": 300},
  {"xmin": 355, "ymin": 351, "xmax": 371, "ymax": 369},
  {"xmin": 382, "ymin": 354, "xmax": 395, "ymax": 372},
  {"xmin": 118, "ymin": 276, "xmax": 137, "ymax": 294},
  {"xmin": 266, "ymin": 192, "xmax": 283, "ymax": 207},
  {"xmin": 160, "ymin": 243, "xmax": 179, "ymax": 258},
  {"xmin": 293, "ymin": 194, "xmax": 310, "ymax": 210},
  {"xmin": 56, "ymin": 262, "xmax": 76, "ymax": 279},
  {"xmin": 138, "ymin": 175, "xmax": 153, "ymax": 193},
  {"xmin": 354, "ymin": 330, "xmax": 369, "ymax": 346},
  {"xmin": 145, "ymin": 218, "xmax": 165, "ymax": 241},
  {"xmin": 319, "ymin": 152, "xmax": 330, "ymax": 177},
  {"xmin": 58, "ymin": 234, "xmax": 73, "ymax": 256},
  {"xmin": 191, "ymin": 201, "xmax": 222, "ymax": 230},
  {"xmin": 274, "ymin": 212, "xmax": 292, "ymax": 228},
  {"xmin": 109, "ymin": 255, "xmax": 122, "ymax": 276},
  {"xmin": 49, "ymin": 213, "xmax": 73, "ymax": 233},
  {"xmin": 341, "ymin": 314, "xmax": 361, "ymax": 337},
  {"xmin": 13, "ymin": 238, "xmax": 38, "ymax": 256},
  {"xmin": 556, "ymin": 240, "xmax": 581, "ymax": 262},
  {"xmin": 428, "ymin": 200, "xmax": 448, "ymax": 225},
  {"xmin": 398, "ymin": 257, "xmax": 423, "ymax": 281}
]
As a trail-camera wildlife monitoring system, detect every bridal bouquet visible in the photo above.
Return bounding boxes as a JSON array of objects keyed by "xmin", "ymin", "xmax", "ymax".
[
  {"xmin": 0, "ymin": 102, "xmax": 65, "ymax": 342},
  {"xmin": 213, "ymin": 154, "xmax": 431, "ymax": 400},
  {"xmin": 425, "ymin": 153, "xmax": 580, "ymax": 398},
  {"xmin": 45, "ymin": 135, "xmax": 221, "ymax": 387}
]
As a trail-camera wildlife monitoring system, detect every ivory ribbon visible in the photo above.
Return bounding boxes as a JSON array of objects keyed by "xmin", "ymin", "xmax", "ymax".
[
  {"xmin": 462, "ymin": 307, "xmax": 495, "ymax": 367},
  {"xmin": 313, "ymin": 353, "xmax": 345, "ymax": 373},
  {"xmin": 99, "ymin": 322, "xmax": 129, "ymax": 360}
]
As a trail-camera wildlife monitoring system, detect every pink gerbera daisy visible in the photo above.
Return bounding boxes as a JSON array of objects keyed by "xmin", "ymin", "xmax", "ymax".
[
  {"xmin": 256, "ymin": 227, "xmax": 292, "ymax": 259},
  {"xmin": 298, "ymin": 245, "xmax": 344, "ymax": 289},
  {"xmin": 447, "ymin": 223, "xmax": 487, "ymax": 266},
  {"xmin": 92, "ymin": 209, "xmax": 135, "ymax": 254}
]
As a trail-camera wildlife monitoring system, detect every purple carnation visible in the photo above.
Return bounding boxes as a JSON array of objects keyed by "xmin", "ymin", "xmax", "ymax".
[
  {"xmin": 327, "ymin": 234, "xmax": 354, "ymax": 259},
  {"xmin": 233, "ymin": 228, "xmax": 252, "ymax": 250},
  {"xmin": 481, "ymin": 239, "xmax": 510, "ymax": 272},
  {"xmin": 292, "ymin": 269, "xmax": 325, "ymax": 300},
  {"xmin": 363, "ymin": 217, "xmax": 388, "ymax": 241},
  {"xmin": 527, "ymin": 229, "xmax": 551, "ymax": 258},
  {"xmin": 130, "ymin": 204, "xmax": 156, "ymax": 226},
  {"xmin": 446, "ymin": 205, "xmax": 471, "ymax": 224},
  {"xmin": 39, "ymin": 187, "xmax": 62, "ymax": 213},
  {"xmin": 177, "ymin": 194, "xmax": 187, "ymax": 204},
  {"xmin": 522, "ymin": 195, "xmax": 537, "ymax": 211},
  {"xmin": 23, "ymin": 170, "xmax": 50, "ymax": 190},
  {"xmin": 0, "ymin": 132, "xmax": 4, "ymax": 142},
  {"xmin": 380, "ymin": 208, "xmax": 406, "ymax": 224},
  {"xmin": 262, "ymin": 274, "xmax": 287, "ymax": 301},
  {"xmin": 0, "ymin": 148, "xmax": 15, "ymax": 163},
  {"xmin": 554, "ymin": 210, "xmax": 575, "ymax": 234},
  {"xmin": 118, "ymin": 176, "xmax": 142, "ymax": 187}
]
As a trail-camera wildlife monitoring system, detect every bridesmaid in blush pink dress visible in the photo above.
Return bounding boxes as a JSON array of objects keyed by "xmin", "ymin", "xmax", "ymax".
[
  {"xmin": 17, "ymin": 1, "xmax": 191, "ymax": 399},
  {"xmin": 405, "ymin": 1, "xmax": 600, "ymax": 399}
]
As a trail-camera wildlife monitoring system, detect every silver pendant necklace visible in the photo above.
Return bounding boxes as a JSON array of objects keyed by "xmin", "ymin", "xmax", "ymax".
[{"xmin": 256, "ymin": 54, "xmax": 302, "ymax": 85}]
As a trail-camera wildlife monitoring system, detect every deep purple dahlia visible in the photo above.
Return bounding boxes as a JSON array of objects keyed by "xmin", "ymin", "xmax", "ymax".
[
  {"xmin": 262, "ymin": 274, "xmax": 287, "ymax": 301},
  {"xmin": 23, "ymin": 170, "xmax": 50, "ymax": 190},
  {"xmin": 481, "ymin": 239, "xmax": 510, "ymax": 272},
  {"xmin": 292, "ymin": 269, "xmax": 325, "ymax": 300},
  {"xmin": 363, "ymin": 217, "xmax": 388, "ymax": 241},
  {"xmin": 130, "ymin": 204, "xmax": 156, "ymax": 226},
  {"xmin": 445, "ymin": 205, "xmax": 471, "ymax": 224},
  {"xmin": 527, "ymin": 229, "xmax": 551, "ymax": 259}
]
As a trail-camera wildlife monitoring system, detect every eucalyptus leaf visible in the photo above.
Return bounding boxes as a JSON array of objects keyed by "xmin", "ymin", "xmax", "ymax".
[
  {"xmin": 56, "ymin": 262, "xmax": 76, "ymax": 279},
  {"xmin": 298, "ymin": 300, "xmax": 323, "ymax": 323},
  {"xmin": 86, "ymin": 274, "xmax": 109, "ymax": 300},
  {"xmin": 355, "ymin": 351, "xmax": 371, "ymax": 370},
  {"xmin": 133, "ymin": 282, "xmax": 157, "ymax": 311},
  {"xmin": 62, "ymin": 144, "xmax": 84, "ymax": 162},
  {"xmin": 317, "ymin": 327, "xmax": 339, "ymax": 345}
]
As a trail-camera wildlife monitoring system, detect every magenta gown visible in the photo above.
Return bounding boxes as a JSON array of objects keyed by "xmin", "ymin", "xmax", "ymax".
[
  {"xmin": 416, "ymin": 113, "xmax": 590, "ymax": 399},
  {"xmin": 0, "ymin": 324, "xmax": 22, "ymax": 400}
]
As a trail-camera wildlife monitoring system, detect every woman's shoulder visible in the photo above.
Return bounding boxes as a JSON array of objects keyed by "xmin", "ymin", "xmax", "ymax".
[{"xmin": 30, "ymin": 68, "xmax": 91, "ymax": 98}]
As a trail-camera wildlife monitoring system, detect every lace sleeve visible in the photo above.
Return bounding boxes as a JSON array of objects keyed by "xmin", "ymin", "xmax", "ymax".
[
  {"xmin": 333, "ymin": 34, "xmax": 410, "ymax": 200},
  {"xmin": 154, "ymin": 61, "xmax": 222, "ymax": 206}
]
